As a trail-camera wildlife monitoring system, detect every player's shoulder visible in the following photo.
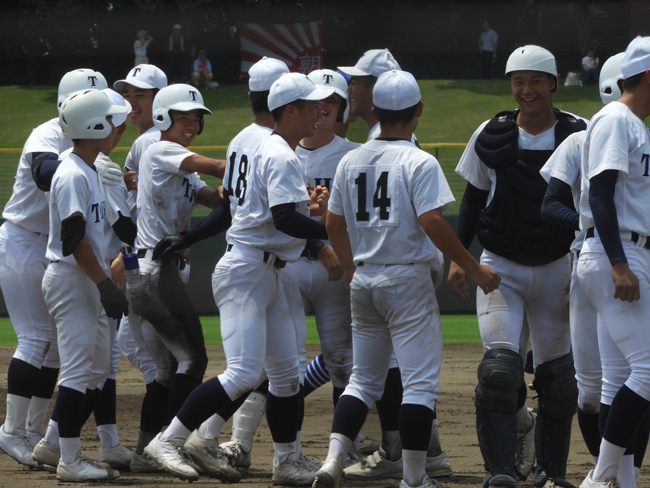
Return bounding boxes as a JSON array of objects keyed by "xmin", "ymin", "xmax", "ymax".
[
  {"xmin": 133, "ymin": 127, "xmax": 161, "ymax": 147},
  {"xmin": 230, "ymin": 123, "xmax": 272, "ymax": 148},
  {"xmin": 334, "ymin": 135, "xmax": 362, "ymax": 152}
]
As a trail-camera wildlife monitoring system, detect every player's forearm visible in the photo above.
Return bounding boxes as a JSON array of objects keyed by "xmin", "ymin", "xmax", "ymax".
[
  {"xmin": 271, "ymin": 203, "xmax": 328, "ymax": 239},
  {"xmin": 590, "ymin": 170, "xmax": 627, "ymax": 266},
  {"xmin": 326, "ymin": 212, "xmax": 355, "ymax": 271},
  {"xmin": 456, "ymin": 182, "xmax": 489, "ymax": 249},
  {"xmin": 540, "ymin": 177, "xmax": 579, "ymax": 231},
  {"xmin": 197, "ymin": 186, "xmax": 222, "ymax": 209},
  {"xmin": 180, "ymin": 154, "xmax": 226, "ymax": 178},
  {"xmin": 73, "ymin": 237, "xmax": 109, "ymax": 284},
  {"xmin": 421, "ymin": 209, "xmax": 481, "ymax": 275}
]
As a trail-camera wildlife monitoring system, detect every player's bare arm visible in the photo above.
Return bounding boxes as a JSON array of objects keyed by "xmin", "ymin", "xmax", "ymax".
[
  {"xmin": 447, "ymin": 261, "xmax": 470, "ymax": 299},
  {"xmin": 111, "ymin": 254, "xmax": 126, "ymax": 289},
  {"xmin": 420, "ymin": 208, "xmax": 500, "ymax": 295},
  {"xmin": 196, "ymin": 185, "xmax": 222, "ymax": 209},
  {"xmin": 326, "ymin": 211, "xmax": 355, "ymax": 288},
  {"xmin": 123, "ymin": 170, "xmax": 137, "ymax": 191},
  {"xmin": 179, "ymin": 153, "xmax": 226, "ymax": 178},
  {"xmin": 317, "ymin": 244, "xmax": 344, "ymax": 282}
]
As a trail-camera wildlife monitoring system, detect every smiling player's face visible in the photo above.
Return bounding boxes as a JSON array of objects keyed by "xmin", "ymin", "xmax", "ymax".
[
  {"xmin": 164, "ymin": 109, "xmax": 201, "ymax": 147},
  {"xmin": 510, "ymin": 70, "xmax": 555, "ymax": 117},
  {"xmin": 122, "ymin": 84, "xmax": 155, "ymax": 129}
]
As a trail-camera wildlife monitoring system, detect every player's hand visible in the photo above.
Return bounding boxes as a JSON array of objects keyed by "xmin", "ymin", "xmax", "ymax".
[
  {"xmin": 123, "ymin": 171, "xmax": 137, "ymax": 192},
  {"xmin": 468, "ymin": 264, "xmax": 501, "ymax": 296},
  {"xmin": 562, "ymin": 279, "xmax": 570, "ymax": 309},
  {"xmin": 612, "ymin": 263, "xmax": 640, "ymax": 302},
  {"xmin": 95, "ymin": 156, "xmax": 123, "ymax": 187},
  {"xmin": 343, "ymin": 266, "xmax": 356, "ymax": 291},
  {"xmin": 317, "ymin": 245, "xmax": 343, "ymax": 282},
  {"xmin": 447, "ymin": 261, "xmax": 470, "ymax": 298},
  {"xmin": 310, "ymin": 185, "xmax": 329, "ymax": 216},
  {"xmin": 97, "ymin": 278, "xmax": 129, "ymax": 319},
  {"xmin": 153, "ymin": 233, "xmax": 193, "ymax": 261},
  {"xmin": 111, "ymin": 255, "xmax": 126, "ymax": 290}
]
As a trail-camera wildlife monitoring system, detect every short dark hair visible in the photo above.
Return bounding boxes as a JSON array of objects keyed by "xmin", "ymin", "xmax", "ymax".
[
  {"xmin": 374, "ymin": 102, "xmax": 419, "ymax": 126},
  {"xmin": 250, "ymin": 90, "xmax": 270, "ymax": 115},
  {"xmin": 271, "ymin": 99, "xmax": 305, "ymax": 122},
  {"xmin": 353, "ymin": 75, "xmax": 377, "ymax": 88},
  {"xmin": 622, "ymin": 71, "xmax": 646, "ymax": 93}
]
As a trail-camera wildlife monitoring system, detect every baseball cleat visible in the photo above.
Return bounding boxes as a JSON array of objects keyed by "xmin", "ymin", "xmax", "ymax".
[
  {"xmin": 344, "ymin": 447, "xmax": 362, "ymax": 468},
  {"xmin": 31, "ymin": 437, "xmax": 61, "ymax": 467},
  {"xmin": 426, "ymin": 451, "xmax": 453, "ymax": 478},
  {"xmin": 184, "ymin": 430, "xmax": 241, "ymax": 482},
  {"xmin": 358, "ymin": 434, "xmax": 380, "ymax": 455},
  {"xmin": 130, "ymin": 452, "xmax": 164, "ymax": 473},
  {"xmin": 145, "ymin": 433, "xmax": 199, "ymax": 481},
  {"xmin": 579, "ymin": 470, "xmax": 620, "ymax": 488},
  {"xmin": 221, "ymin": 440, "xmax": 252, "ymax": 471},
  {"xmin": 56, "ymin": 453, "xmax": 120, "ymax": 482},
  {"xmin": 400, "ymin": 474, "xmax": 447, "ymax": 488},
  {"xmin": 515, "ymin": 409, "xmax": 536, "ymax": 480},
  {"xmin": 25, "ymin": 430, "xmax": 44, "ymax": 450},
  {"xmin": 0, "ymin": 425, "xmax": 40, "ymax": 469},
  {"xmin": 298, "ymin": 452, "xmax": 323, "ymax": 470},
  {"xmin": 272, "ymin": 453, "xmax": 317, "ymax": 486},
  {"xmin": 344, "ymin": 448, "xmax": 402, "ymax": 479},
  {"xmin": 312, "ymin": 458, "xmax": 343, "ymax": 488},
  {"xmin": 99, "ymin": 443, "xmax": 134, "ymax": 470}
]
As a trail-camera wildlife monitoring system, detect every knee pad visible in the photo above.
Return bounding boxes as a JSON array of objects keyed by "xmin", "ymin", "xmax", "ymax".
[
  {"xmin": 533, "ymin": 354, "xmax": 578, "ymax": 419},
  {"xmin": 475, "ymin": 349, "xmax": 524, "ymax": 413}
]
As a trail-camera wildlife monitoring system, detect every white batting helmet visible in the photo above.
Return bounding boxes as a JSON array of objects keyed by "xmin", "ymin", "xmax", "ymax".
[
  {"xmin": 505, "ymin": 45, "xmax": 558, "ymax": 91},
  {"xmin": 59, "ymin": 90, "xmax": 127, "ymax": 140},
  {"xmin": 152, "ymin": 84, "xmax": 212, "ymax": 134},
  {"xmin": 57, "ymin": 69, "xmax": 107, "ymax": 108},
  {"xmin": 599, "ymin": 53, "xmax": 624, "ymax": 105},
  {"xmin": 308, "ymin": 69, "xmax": 350, "ymax": 123}
]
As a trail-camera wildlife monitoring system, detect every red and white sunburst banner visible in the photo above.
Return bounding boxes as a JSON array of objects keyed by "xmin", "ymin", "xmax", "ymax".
[{"xmin": 239, "ymin": 22, "xmax": 323, "ymax": 78}]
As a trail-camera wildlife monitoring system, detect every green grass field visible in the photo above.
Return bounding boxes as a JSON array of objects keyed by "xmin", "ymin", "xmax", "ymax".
[
  {"xmin": 0, "ymin": 81, "xmax": 604, "ymax": 214},
  {"xmin": 0, "ymin": 315, "xmax": 481, "ymax": 347}
]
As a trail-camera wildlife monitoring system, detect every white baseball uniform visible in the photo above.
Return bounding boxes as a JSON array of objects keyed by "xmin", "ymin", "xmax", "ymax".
[
  {"xmin": 129, "ymin": 141, "xmax": 206, "ymax": 386},
  {"xmin": 0, "ymin": 118, "xmax": 67, "ymax": 371},
  {"xmin": 329, "ymin": 138, "xmax": 454, "ymax": 408},
  {"xmin": 215, "ymin": 133, "xmax": 309, "ymax": 401},
  {"xmin": 43, "ymin": 153, "xmax": 116, "ymax": 394},
  {"xmin": 577, "ymin": 101, "xmax": 650, "ymax": 402},
  {"xmin": 293, "ymin": 136, "xmax": 360, "ymax": 389},
  {"xmin": 456, "ymin": 119, "xmax": 572, "ymax": 367}
]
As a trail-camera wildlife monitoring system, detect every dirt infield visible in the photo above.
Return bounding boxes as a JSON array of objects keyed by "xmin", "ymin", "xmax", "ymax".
[{"xmin": 0, "ymin": 343, "xmax": 645, "ymax": 487}]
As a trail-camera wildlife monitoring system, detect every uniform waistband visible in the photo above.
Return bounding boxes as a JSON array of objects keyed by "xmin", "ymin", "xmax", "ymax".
[
  {"xmin": 137, "ymin": 249, "xmax": 154, "ymax": 260},
  {"xmin": 300, "ymin": 249, "xmax": 319, "ymax": 261},
  {"xmin": 586, "ymin": 227, "xmax": 650, "ymax": 250},
  {"xmin": 355, "ymin": 261, "xmax": 429, "ymax": 272},
  {"xmin": 226, "ymin": 243, "xmax": 286, "ymax": 269}
]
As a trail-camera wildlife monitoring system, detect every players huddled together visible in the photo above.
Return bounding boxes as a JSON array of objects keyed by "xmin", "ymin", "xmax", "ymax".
[{"xmin": 0, "ymin": 34, "xmax": 649, "ymax": 488}]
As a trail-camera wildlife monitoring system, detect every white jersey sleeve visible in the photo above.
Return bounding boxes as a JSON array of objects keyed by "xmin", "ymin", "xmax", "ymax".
[
  {"xmin": 3, "ymin": 118, "xmax": 73, "ymax": 234},
  {"xmin": 123, "ymin": 127, "xmax": 161, "ymax": 222},
  {"xmin": 455, "ymin": 120, "xmax": 493, "ymax": 191}
]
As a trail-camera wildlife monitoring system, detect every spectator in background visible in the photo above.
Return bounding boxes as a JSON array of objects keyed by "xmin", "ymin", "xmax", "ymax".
[
  {"xmin": 167, "ymin": 24, "xmax": 185, "ymax": 83},
  {"xmin": 191, "ymin": 50, "xmax": 214, "ymax": 89},
  {"xmin": 479, "ymin": 20, "xmax": 498, "ymax": 79},
  {"xmin": 134, "ymin": 30, "xmax": 153, "ymax": 66},
  {"xmin": 581, "ymin": 49, "xmax": 599, "ymax": 85}
]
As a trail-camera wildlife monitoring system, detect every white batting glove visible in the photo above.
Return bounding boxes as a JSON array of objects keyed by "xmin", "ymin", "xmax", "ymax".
[{"xmin": 95, "ymin": 156, "xmax": 123, "ymax": 187}]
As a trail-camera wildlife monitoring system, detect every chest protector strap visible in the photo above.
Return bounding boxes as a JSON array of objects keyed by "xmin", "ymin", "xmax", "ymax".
[{"xmin": 474, "ymin": 109, "xmax": 586, "ymax": 266}]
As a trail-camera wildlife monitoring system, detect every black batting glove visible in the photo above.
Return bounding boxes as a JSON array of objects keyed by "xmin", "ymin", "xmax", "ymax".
[
  {"xmin": 97, "ymin": 278, "xmax": 129, "ymax": 319},
  {"xmin": 152, "ymin": 232, "xmax": 194, "ymax": 261}
]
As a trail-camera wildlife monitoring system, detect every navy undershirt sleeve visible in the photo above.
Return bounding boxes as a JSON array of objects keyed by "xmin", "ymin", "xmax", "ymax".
[
  {"xmin": 186, "ymin": 189, "xmax": 233, "ymax": 243},
  {"xmin": 271, "ymin": 203, "xmax": 328, "ymax": 240},
  {"xmin": 304, "ymin": 239, "xmax": 325, "ymax": 255},
  {"xmin": 589, "ymin": 170, "xmax": 626, "ymax": 266},
  {"xmin": 456, "ymin": 182, "xmax": 489, "ymax": 249},
  {"xmin": 540, "ymin": 177, "xmax": 579, "ymax": 231},
  {"xmin": 112, "ymin": 212, "xmax": 137, "ymax": 247},
  {"xmin": 30, "ymin": 152, "xmax": 61, "ymax": 192}
]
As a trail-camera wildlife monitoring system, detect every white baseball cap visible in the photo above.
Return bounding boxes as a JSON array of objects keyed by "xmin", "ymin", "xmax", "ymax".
[
  {"xmin": 113, "ymin": 64, "xmax": 168, "ymax": 91},
  {"xmin": 373, "ymin": 70, "xmax": 421, "ymax": 111},
  {"xmin": 102, "ymin": 88, "xmax": 131, "ymax": 127},
  {"xmin": 621, "ymin": 36, "xmax": 650, "ymax": 79},
  {"xmin": 338, "ymin": 49, "xmax": 401, "ymax": 78},
  {"xmin": 268, "ymin": 73, "xmax": 335, "ymax": 112},
  {"xmin": 249, "ymin": 57, "xmax": 290, "ymax": 91}
]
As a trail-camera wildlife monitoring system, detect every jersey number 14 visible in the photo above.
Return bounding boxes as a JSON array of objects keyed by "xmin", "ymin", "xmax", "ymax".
[{"xmin": 354, "ymin": 171, "xmax": 391, "ymax": 222}]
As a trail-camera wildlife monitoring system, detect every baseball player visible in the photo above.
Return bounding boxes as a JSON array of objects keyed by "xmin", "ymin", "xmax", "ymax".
[
  {"xmin": 540, "ymin": 53, "xmax": 650, "ymax": 488},
  {"xmin": 38, "ymin": 89, "xmax": 130, "ymax": 481},
  {"xmin": 0, "ymin": 69, "xmax": 108, "ymax": 469},
  {"xmin": 125, "ymin": 84, "xmax": 224, "ymax": 466},
  {"xmin": 112, "ymin": 63, "xmax": 171, "ymax": 473},
  {"xmin": 447, "ymin": 45, "xmax": 586, "ymax": 488},
  {"xmin": 337, "ymin": 49, "xmax": 451, "ymax": 480},
  {"xmin": 576, "ymin": 36, "xmax": 650, "ymax": 488},
  {"xmin": 312, "ymin": 69, "xmax": 500, "ymax": 488},
  {"xmin": 143, "ymin": 72, "xmax": 334, "ymax": 485}
]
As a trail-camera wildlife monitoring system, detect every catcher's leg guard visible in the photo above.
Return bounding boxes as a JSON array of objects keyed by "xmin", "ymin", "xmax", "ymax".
[
  {"xmin": 533, "ymin": 353, "xmax": 578, "ymax": 487},
  {"xmin": 475, "ymin": 349, "xmax": 524, "ymax": 485}
]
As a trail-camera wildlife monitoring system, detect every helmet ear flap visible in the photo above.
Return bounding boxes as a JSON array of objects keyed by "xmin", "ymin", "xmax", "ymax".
[
  {"xmin": 197, "ymin": 114, "xmax": 205, "ymax": 135},
  {"xmin": 336, "ymin": 99, "xmax": 349, "ymax": 124}
]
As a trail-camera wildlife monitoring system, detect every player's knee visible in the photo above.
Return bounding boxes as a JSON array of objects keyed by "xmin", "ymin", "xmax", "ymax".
[
  {"xmin": 533, "ymin": 353, "xmax": 578, "ymax": 419},
  {"xmin": 178, "ymin": 353, "xmax": 208, "ymax": 380},
  {"xmin": 14, "ymin": 336, "xmax": 51, "ymax": 368},
  {"xmin": 475, "ymin": 348, "xmax": 524, "ymax": 413}
]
